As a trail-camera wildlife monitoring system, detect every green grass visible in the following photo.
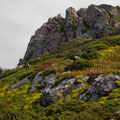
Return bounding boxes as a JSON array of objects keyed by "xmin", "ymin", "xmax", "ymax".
[{"xmin": 0, "ymin": 34, "xmax": 120, "ymax": 119}]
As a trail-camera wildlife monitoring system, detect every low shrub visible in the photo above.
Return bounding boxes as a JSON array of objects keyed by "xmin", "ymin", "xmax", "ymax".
[
  {"xmin": 66, "ymin": 53, "xmax": 76, "ymax": 60},
  {"xmin": 81, "ymin": 52, "xmax": 100, "ymax": 60},
  {"xmin": 65, "ymin": 59, "xmax": 94, "ymax": 71},
  {"xmin": 28, "ymin": 58, "xmax": 44, "ymax": 65},
  {"xmin": 41, "ymin": 69, "xmax": 56, "ymax": 78},
  {"xmin": 1, "ymin": 68, "xmax": 21, "ymax": 78},
  {"xmin": 84, "ymin": 44, "xmax": 108, "ymax": 52},
  {"xmin": 103, "ymin": 35, "xmax": 120, "ymax": 46}
]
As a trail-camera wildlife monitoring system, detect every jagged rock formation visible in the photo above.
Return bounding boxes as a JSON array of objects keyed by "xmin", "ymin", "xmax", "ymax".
[{"xmin": 18, "ymin": 4, "xmax": 120, "ymax": 65}]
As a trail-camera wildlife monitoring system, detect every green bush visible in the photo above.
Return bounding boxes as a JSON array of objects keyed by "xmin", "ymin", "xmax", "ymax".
[
  {"xmin": 41, "ymin": 69, "xmax": 56, "ymax": 78},
  {"xmin": 84, "ymin": 44, "xmax": 108, "ymax": 52},
  {"xmin": 28, "ymin": 58, "xmax": 44, "ymax": 65},
  {"xmin": 1, "ymin": 68, "xmax": 22, "ymax": 78},
  {"xmin": 66, "ymin": 53, "xmax": 76, "ymax": 60},
  {"xmin": 55, "ymin": 53, "xmax": 63, "ymax": 58},
  {"xmin": 81, "ymin": 52, "xmax": 100, "ymax": 60},
  {"xmin": 65, "ymin": 59, "xmax": 93, "ymax": 71},
  {"xmin": 104, "ymin": 36, "xmax": 120, "ymax": 46}
]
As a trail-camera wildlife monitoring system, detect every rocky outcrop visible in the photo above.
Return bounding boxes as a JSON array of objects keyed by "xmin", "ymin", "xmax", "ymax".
[
  {"xmin": 79, "ymin": 75, "xmax": 120, "ymax": 101},
  {"xmin": 18, "ymin": 4, "xmax": 120, "ymax": 65},
  {"xmin": 10, "ymin": 71, "xmax": 120, "ymax": 107}
]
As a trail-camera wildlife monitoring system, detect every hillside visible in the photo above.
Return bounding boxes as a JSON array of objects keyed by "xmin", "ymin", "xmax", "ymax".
[{"xmin": 0, "ymin": 4, "xmax": 120, "ymax": 120}]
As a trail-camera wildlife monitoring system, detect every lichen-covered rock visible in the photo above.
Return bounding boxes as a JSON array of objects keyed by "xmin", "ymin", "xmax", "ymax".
[
  {"xmin": 10, "ymin": 78, "xmax": 30, "ymax": 90},
  {"xmin": 30, "ymin": 72, "xmax": 42, "ymax": 92},
  {"xmin": 79, "ymin": 75, "xmax": 120, "ymax": 101},
  {"xmin": 40, "ymin": 77, "xmax": 88, "ymax": 107},
  {"xmin": 9, "ymin": 69, "xmax": 120, "ymax": 107}
]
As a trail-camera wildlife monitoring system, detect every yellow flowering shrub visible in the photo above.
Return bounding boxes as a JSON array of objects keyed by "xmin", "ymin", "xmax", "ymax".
[
  {"xmin": 115, "ymin": 81, "xmax": 120, "ymax": 87},
  {"xmin": 0, "ymin": 92, "xmax": 4, "ymax": 96},
  {"xmin": 75, "ymin": 74, "xmax": 85, "ymax": 79},
  {"xmin": 25, "ymin": 93, "xmax": 42, "ymax": 104},
  {"xmin": 77, "ymin": 80, "xmax": 83, "ymax": 83},
  {"xmin": 57, "ymin": 93, "xmax": 63, "ymax": 98},
  {"xmin": 100, "ymin": 46, "xmax": 120, "ymax": 61},
  {"xmin": 2, "ymin": 85, "xmax": 9, "ymax": 91}
]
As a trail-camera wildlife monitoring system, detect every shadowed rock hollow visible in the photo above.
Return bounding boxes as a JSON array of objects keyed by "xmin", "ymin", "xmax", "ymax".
[{"xmin": 18, "ymin": 4, "xmax": 120, "ymax": 65}]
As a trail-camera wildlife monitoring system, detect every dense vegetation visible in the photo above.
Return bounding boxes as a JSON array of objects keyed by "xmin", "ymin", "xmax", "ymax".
[{"xmin": 0, "ymin": 35, "xmax": 120, "ymax": 120}]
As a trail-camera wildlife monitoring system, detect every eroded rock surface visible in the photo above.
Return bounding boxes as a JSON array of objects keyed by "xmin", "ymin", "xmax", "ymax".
[
  {"xmin": 18, "ymin": 4, "xmax": 120, "ymax": 65},
  {"xmin": 9, "ymin": 71, "xmax": 120, "ymax": 107},
  {"xmin": 79, "ymin": 75, "xmax": 120, "ymax": 101}
]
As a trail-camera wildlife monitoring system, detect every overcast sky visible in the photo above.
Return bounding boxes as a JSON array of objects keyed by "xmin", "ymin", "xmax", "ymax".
[{"xmin": 0, "ymin": 0, "xmax": 120, "ymax": 69}]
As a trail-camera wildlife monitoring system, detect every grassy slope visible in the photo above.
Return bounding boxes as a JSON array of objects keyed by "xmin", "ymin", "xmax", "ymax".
[{"xmin": 0, "ymin": 35, "xmax": 120, "ymax": 120}]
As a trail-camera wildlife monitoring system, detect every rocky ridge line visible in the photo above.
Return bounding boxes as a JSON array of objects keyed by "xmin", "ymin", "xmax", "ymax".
[{"xmin": 18, "ymin": 4, "xmax": 120, "ymax": 65}]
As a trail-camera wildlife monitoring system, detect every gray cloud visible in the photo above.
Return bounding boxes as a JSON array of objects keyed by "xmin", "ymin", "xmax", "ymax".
[{"xmin": 0, "ymin": 0, "xmax": 119, "ymax": 68}]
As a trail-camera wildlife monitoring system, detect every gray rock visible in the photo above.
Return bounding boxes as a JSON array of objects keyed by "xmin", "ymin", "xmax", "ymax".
[
  {"xmin": 18, "ymin": 4, "xmax": 120, "ymax": 65},
  {"xmin": 30, "ymin": 72, "xmax": 42, "ymax": 92},
  {"xmin": 79, "ymin": 75, "xmax": 120, "ymax": 101},
  {"xmin": 40, "ymin": 73, "xmax": 57, "ymax": 93},
  {"xmin": 10, "ymin": 78, "xmax": 30, "ymax": 90},
  {"xmin": 40, "ymin": 78, "xmax": 76, "ymax": 107}
]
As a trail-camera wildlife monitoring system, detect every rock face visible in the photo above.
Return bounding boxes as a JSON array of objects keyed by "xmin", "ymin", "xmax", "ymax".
[
  {"xmin": 79, "ymin": 75, "xmax": 120, "ymax": 101},
  {"xmin": 19, "ymin": 4, "xmax": 120, "ymax": 65},
  {"xmin": 10, "ymin": 71, "xmax": 120, "ymax": 107}
]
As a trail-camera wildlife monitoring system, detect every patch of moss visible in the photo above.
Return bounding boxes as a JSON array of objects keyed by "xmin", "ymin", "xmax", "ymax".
[
  {"xmin": 72, "ymin": 18, "xmax": 78, "ymax": 27},
  {"xmin": 56, "ymin": 25, "xmax": 64, "ymax": 32}
]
